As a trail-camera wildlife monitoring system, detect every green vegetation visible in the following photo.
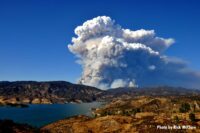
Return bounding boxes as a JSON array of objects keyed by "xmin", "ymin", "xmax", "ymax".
[
  {"xmin": 173, "ymin": 116, "xmax": 179, "ymax": 123},
  {"xmin": 179, "ymin": 103, "xmax": 190, "ymax": 113},
  {"xmin": 100, "ymin": 110, "xmax": 113, "ymax": 116},
  {"xmin": 189, "ymin": 113, "xmax": 196, "ymax": 122},
  {"xmin": 192, "ymin": 104, "xmax": 196, "ymax": 112},
  {"xmin": 99, "ymin": 108, "xmax": 141, "ymax": 116}
]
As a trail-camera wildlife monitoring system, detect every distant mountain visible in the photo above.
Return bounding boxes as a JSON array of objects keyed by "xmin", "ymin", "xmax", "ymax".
[
  {"xmin": 99, "ymin": 86, "xmax": 200, "ymax": 100},
  {"xmin": 0, "ymin": 81, "xmax": 199, "ymax": 105},
  {"xmin": 0, "ymin": 81, "xmax": 103, "ymax": 104}
]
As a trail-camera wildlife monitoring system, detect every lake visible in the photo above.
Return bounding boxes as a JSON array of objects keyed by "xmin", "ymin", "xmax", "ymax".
[{"xmin": 0, "ymin": 102, "xmax": 102, "ymax": 127}]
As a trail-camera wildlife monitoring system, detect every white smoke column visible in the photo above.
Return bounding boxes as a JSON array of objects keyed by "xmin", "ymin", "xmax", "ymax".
[{"xmin": 68, "ymin": 16, "xmax": 200, "ymax": 90}]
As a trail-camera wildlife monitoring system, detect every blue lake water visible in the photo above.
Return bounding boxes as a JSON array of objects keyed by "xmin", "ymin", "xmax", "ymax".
[{"xmin": 0, "ymin": 102, "xmax": 102, "ymax": 127}]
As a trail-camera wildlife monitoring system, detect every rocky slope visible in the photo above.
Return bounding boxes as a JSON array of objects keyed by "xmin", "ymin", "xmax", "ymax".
[
  {"xmin": 41, "ymin": 96, "xmax": 200, "ymax": 133},
  {"xmin": 0, "ymin": 81, "xmax": 103, "ymax": 104},
  {"xmin": 0, "ymin": 81, "xmax": 200, "ymax": 105}
]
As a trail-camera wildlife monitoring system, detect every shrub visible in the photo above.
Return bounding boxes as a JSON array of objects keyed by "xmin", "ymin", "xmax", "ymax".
[
  {"xmin": 173, "ymin": 116, "xmax": 179, "ymax": 123},
  {"xmin": 122, "ymin": 110, "xmax": 130, "ymax": 116},
  {"xmin": 179, "ymin": 103, "xmax": 190, "ymax": 113},
  {"xmin": 189, "ymin": 113, "xmax": 196, "ymax": 122},
  {"xmin": 130, "ymin": 108, "xmax": 141, "ymax": 115}
]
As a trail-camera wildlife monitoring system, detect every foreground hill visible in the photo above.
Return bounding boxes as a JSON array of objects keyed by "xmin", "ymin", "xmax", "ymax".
[
  {"xmin": 0, "ymin": 120, "xmax": 38, "ymax": 133},
  {"xmin": 0, "ymin": 81, "xmax": 102, "ymax": 104},
  {"xmin": 41, "ymin": 95, "xmax": 200, "ymax": 133}
]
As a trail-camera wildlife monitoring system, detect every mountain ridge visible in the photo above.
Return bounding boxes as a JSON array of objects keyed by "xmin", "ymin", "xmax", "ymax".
[
  {"xmin": 0, "ymin": 81, "xmax": 200, "ymax": 105},
  {"xmin": 0, "ymin": 81, "xmax": 103, "ymax": 104}
]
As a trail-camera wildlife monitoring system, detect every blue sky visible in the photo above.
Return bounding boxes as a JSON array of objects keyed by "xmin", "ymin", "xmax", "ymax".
[{"xmin": 0, "ymin": 0, "xmax": 200, "ymax": 83}]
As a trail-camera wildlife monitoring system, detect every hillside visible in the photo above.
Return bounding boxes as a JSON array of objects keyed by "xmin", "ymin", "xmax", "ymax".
[
  {"xmin": 99, "ymin": 86, "xmax": 200, "ymax": 101},
  {"xmin": 0, "ymin": 120, "xmax": 38, "ymax": 133},
  {"xmin": 0, "ymin": 81, "xmax": 200, "ymax": 105},
  {"xmin": 41, "ymin": 95, "xmax": 200, "ymax": 133},
  {"xmin": 0, "ymin": 81, "xmax": 103, "ymax": 104}
]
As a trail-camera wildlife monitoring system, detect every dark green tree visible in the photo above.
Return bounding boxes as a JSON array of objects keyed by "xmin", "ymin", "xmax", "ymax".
[
  {"xmin": 179, "ymin": 103, "xmax": 190, "ymax": 113},
  {"xmin": 173, "ymin": 116, "xmax": 179, "ymax": 123},
  {"xmin": 189, "ymin": 113, "xmax": 196, "ymax": 122}
]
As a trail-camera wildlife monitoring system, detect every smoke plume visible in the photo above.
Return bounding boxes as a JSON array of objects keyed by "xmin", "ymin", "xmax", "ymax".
[{"xmin": 68, "ymin": 16, "xmax": 200, "ymax": 90}]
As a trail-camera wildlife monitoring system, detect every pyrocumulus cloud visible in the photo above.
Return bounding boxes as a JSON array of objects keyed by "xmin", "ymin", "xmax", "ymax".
[{"xmin": 68, "ymin": 16, "xmax": 200, "ymax": 90}]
